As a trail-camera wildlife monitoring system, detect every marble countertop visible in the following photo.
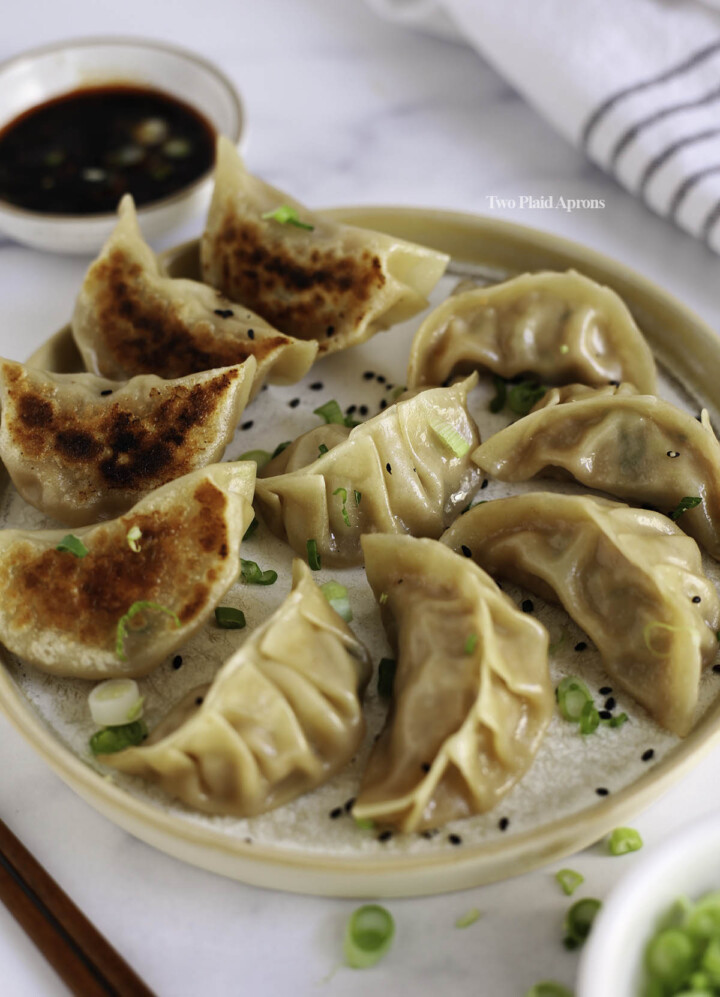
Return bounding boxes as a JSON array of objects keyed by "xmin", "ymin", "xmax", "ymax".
[{"xmin": 1, "ymin": 2, "xmax": 720, "ymax": 994}]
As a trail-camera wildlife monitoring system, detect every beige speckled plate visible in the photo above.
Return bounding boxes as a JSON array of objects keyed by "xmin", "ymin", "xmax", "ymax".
[{"xmin": 2, "ymin": 208, "xmax": 720, "ymax": 898}]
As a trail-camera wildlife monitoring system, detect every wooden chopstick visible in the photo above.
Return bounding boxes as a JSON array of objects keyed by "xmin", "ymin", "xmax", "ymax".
[{"xmin": 0, "ymin": 817, "xmax": 156, "ymax": 997}]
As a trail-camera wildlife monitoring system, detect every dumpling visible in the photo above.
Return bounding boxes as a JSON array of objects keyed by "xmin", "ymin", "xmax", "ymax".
[
  {"xmin": 473, "ymin": 389, "xmax": 720, "ymax": 559},
  {"xmin": 352, "ymin": 535, "xmax": 551, "ymax": 832},
  {"xmin": 0, "ymin": 356, "xmax": 256, "ymax": 526},
  {"xmin": 406, "ymin": 270, "xmax": 657, "ymax": 393},
  {"xmin": 72, "ymin": 195, "xmax": 316, "ymax": 392},
  {"xmin": 530, "ymin": 381, "xmax": 639, "ymax": 411},
  {"xmin": 441, "ymin": 494, "xmax": 720, "ymax": 736},
  {"xmin": 261, "ymin": 422, "xmax": 351, "ymax": 476},
  {"xmin": 0, "ymin": 463, "xmax": 255, "ymax": 680},
  {"xmin": 200, "ymin": 137, "xmax": 449, "ymax": 356},
  {"xmin": 255, "ymin": 376, "xmax": 482, "ymax": 567},
  {"xmin": 101, "ymin": 560, "xmax": 372, "ymax": 817}
]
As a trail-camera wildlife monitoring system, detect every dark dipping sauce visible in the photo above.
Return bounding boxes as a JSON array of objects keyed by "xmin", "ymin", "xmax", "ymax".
[{"xmin": 0, "ymin": 85, "xmax": 216, "ymax": 215}]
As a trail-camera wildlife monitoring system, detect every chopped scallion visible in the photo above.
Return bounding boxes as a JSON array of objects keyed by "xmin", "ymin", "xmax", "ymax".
[
  {"xmin": 523, "ymin": 984, "xmax": 573, "ymax": 997},
  {"xmin": 454, "ymin": 908, "xmax": 481, "ymax": 929},
  {"xmin": 670, "ymin": 495, "xmax": 702, "ymax": 521},
  {"xmin": 307, "ymin": 539, "xmax": 321, "ymax": 571},
  {"xmin": 564, "ymin": 897, "xmax": 601, "ymax": 948},
  {"xmin": 508, "ymin": 381, "xmax": 548, "ymax": 416},
  {"xmin": 238, "ymin": 449, "xmax": 272, "ymax": 469},
  {"xmin": 489, "ymin": 375, "xmax": 507, "ymax": 414},
  {"xmin": 215, "ymin": 607, "xmax": 246, "ymax": 629},
  {"xmin": 343, "ymin": 904, "xmax": 395, "ymax": 969},
  {"xmin": 261, "ymin": 204, "xmax": 314, "ymax": 230},
  {"xmin": 354, "ymin": 490, "xmax": 362, "ymax": 506},
  {"xmin": 579, "ymin": 700, "xmax": 600, "ymax": 735},
  {"xmin": 88, "ymin": 679, "xmax": 144, "ymax": 727},
  {"xmin": 464, "ymin": 633, "xmax": 478, "ymax": 654},
  {"xmin": 608, "ymin": 827, "xmax": 643, "ymax": 856},
  {"xmin": 603, "ymin": 712, "xmax": 629, "ymax": 729},
  {"xmin": 354, "ymin": 817, "xmax": 375, "ymax": 830},
  {"xmin": 55, "ymin": 534, "xmax": 88, "ymax": 558},
  {"xmin": 556, "ymin": 676, "xmax": 593, "ymax": 722},
  {"xmin": 115, "ymin": 602, "xmax": 180, "ymax": 661},
  {"xmin": 89, "ymin": 720, "xmax": 147, "ymax": 756},
  {"xmin": 555, "ymin": 869, "xmax": 584, "ymax": 896},
  {"xmin": 314, "ymin": 399, "xmax": 355, "ymax": 426},
  {"xmin": 333, "ymin": 487, "xmax": 350, "ymax": 526},
  {"xmin": 271, "ymin": 440, "xmax": 291, "ymax": 459},
  {"xmin": 243, "ymin": 517, "xmax": 259, "ymax": 541},
  {"xmin": 240, "ymin": 559, "xmax": 277, "ymax": 585},
  {"xmin": 378, "ymin": 592, "xmax": 388, "ymax": 605},
  {"xmin": 429, "ymin": 417, "xmax": 471, "ymax": 457},
  {"xmin": 321, "ymin": 581, "xmax": 352, "ymax": 622},
  {"xmin": 126, "ymin": 525, "xmax": 142, "ymax": 553},
  {"xmin": 318, "ymin": 444, "xmax": 329, "ymax": 456},
  {"xmin": 377, "ymin": 657, "xmax": 396, "ymax": 698}
]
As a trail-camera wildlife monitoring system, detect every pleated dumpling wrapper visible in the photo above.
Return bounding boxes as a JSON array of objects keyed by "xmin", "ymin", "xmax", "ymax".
[
  {"xmin": 473, "ymin": 387, "xmax": 720, "ymax": 559},
  {"xmin": 72, "ymin": 195, "xmax": 316, "ymax": 394},
  {"xmin": 353, "ymin": 535, "xmax": 551, "ymax": 833},
  {"xmin": 406, "ymin": 270, "xmax": 657, "ymax": 393},
  {"xmin": 200, "ymin": 137, "xmax": 449, "ymax": 357},
  {"xmin": 255, "ymin": 375, "xmax": 482, "ymax": 567},
  {"xmin": 101, "ymin": 560, "xmax": 372, "ymax": 817},
  {"xmin": 0, "ymin": 356, "xmax": 256, "ymax": 527},
  {"xmin": 442, "ymin": 494, "xmax": 720, "ymax": 736},
  {"xmin": 0, "ymin": 463, "xmax": 256, "ymax": 680}
]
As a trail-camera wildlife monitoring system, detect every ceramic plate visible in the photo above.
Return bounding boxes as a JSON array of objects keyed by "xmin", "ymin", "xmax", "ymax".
[{"xmin": 2, "ymin": 207, "xmax": 720, "ymax": 898}]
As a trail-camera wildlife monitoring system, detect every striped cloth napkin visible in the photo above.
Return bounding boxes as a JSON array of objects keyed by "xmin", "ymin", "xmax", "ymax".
[{"xmin": 366, "ymin": 0, "xmax": 720, "ymax": 255}]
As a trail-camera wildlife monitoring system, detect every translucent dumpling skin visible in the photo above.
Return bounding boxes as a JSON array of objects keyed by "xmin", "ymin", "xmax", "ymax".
[
  {"xmin": 442, "ymin": 493, "xmax": 720, "ymax": 736},
  {"xmin": 201, "ymin": 137, "xmax": 449, "ymax": 356},
  {"xmin": 406, "ymin": 270, "xmax": 657, "ymax": 393},
  {"xmin": 0, "ymin": 464, "xmax": 256, "ymax": 680},
  {"xmin": 353, "ymin": 535, "xmax": 551, "ymax": 832},
  {"xmin": 102, "ymin": 560, "xmax": 372, "ymax": 817}
]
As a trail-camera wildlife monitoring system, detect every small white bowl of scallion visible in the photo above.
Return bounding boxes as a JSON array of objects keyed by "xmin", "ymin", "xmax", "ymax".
[{"xmin": 577, "ymin": 811, "xmax": 720, "ymax": 997}]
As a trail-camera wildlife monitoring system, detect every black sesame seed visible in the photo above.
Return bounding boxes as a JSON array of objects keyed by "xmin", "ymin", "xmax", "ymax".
[
  {"xmin": 214, "ymin": 308, "xmax": 233, "ymax": 318},
  {"xmin": 692, "ymin": 596, "xmax": 702, "ymax": 604},
  {"xmin": 599, "ymin": 685, "xmax": 612, "ymax": 694},
  {"xmin": 247, "ymin": 329, "xmax": 255, "ymax": 339},
  {"xmin": 100, "ymin": 389, "xmax": 113, "ymax": 396},
  {"xmin": 289, "ymin": 398, "xmax": 300, "ymax": 408},
  {"xmin": 498, "ymin": 817, "xmax": 509, "ymax": 831},
  {"xmin": 346, "ymin": 405, "xmax": 357, "ymax": 415},
  {"xmin": 481, "ymin": 479, "xmax": 489, "ymax": 490},
  {"xmin": 386, "ymin": 462, "xmax": 392, "ymax": 474},
  {"xmin": 359, "ymin": 405, "xmax": 369, "ymax": 416},
  {"xmin": 244, "ymin": 837, "xmax": 253, "ymax": 845},
  {"xmin": 448, "ymin": 834, "xmax": 462, "ymax": 846},
  {"xmin": 609, "ymin": 380, "xmax": 620, "ymax": 387},
  {"xmin": 326, "ymin": 325, "xmax": 335, "ymax": 337},
  {"xmin": 376, "ymin": 374, "xmax": 386, "ymax": 383},
  {"xmin": 667, "ymin": 450, "xmax": 680, "ymax": 458},
  {"xmin": 386, "ymin": 383, "xmax": 394, "ymax": 391},
  {"xmin": 344, "ymin": 798, "xmax": 356, "ymax": 813},
  {"xmin": 461, "ymin": 545, "xmax": 472, "ymax": 558},
  {"xmin": 598, "ymin": 710, "xmax": 613, "ymax": 721},
  {"xmin": 195, "ymin": 697, "xmax": 204, "ymax": 706},
  {"xmin": 379, "ymin": 399, "xmax": 387, "ymax": 410},
  {"xmin": 363, "ymin": 371, "xmax": 374, "ymax": 380},
  {"xmin": 241, "ymin": 421, "xmax": 253, "ymax": 431},
  {"xmin": 309, "ymin": 382, "xmax": 323, "ymax": 391},
  {"xmin": 595, "ymin": 787, "xmax": 609, "ymax": 797},
  {"xmin": 575, "ymin": 642, "xmax": 588, "ymax": 652},
  {"xmin": 377, "ymin": 830, "xmax": 393, "ymax": 842},
  {"xmin": 521, "ymin": 599, "xmax": 534, "ymax": 613},
  {"xmin": 421, "ymin": 763, "xmax": 431, "ymax": 773},
  {"xmin": 714, "ymin": 664, "xmax": 720, "ymax": 674},
  {"xmin": 329, "ymin": 807, "xmax": 343, "ymax": 819},
  {"xmin": 421, "ymin": 829, "xmax": 439, "ymax": 839},
  {"xmin": 172, "ymin": 655, "xmax": 183, "ymax": 670},
  {"xmin": 642, "ymin": 748, "xmax": 655, "ymax": 762},
  {"xmin": 604, "ymin": 696, "xmax": 616, "ymax": 711}
]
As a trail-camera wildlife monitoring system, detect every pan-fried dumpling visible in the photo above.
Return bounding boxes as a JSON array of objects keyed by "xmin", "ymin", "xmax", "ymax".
[
  {"xmin": 0, "ymin": 463, "xmax": 255, "ymax": 680},
  {"xmin": 530, "ymin": 381, "xmax": 639, "ymax": 411},
  {"xmin": 406, "ymin": 270, "xmax": 657, "ymax": 394},
  {"xmin": 255, "ymin": 376, "xmax": 482, "ymax": 567},
  {"xmin": 474, "ymin": 390, "xmax": 720, "ymax": 559},
  {"xmin": 0, "ymin": 356, "xmax": 256, "ymax": 526},
  {"xmin": 442, "ymin": 494, "xmax": 720, "ymax": 736},
  {"xmin": 352, "ymin": 535, "xmax": 551, "ymax": 832},
  {"xmin": 200, "ymin": 137, "xmax": 449, "ymax": 357},
  {"xmin": 101, "ymin": 560, "xmax": 372, "ymax": 817},
  {"xmin": 72, "ymin": 195, "xmax": 316, "ymax": 392}
]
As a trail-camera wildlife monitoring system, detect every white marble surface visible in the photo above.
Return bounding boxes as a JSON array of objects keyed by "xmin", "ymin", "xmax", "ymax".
[{"xmin": 1, "ymin": 2, "xmax": 720, "ymax": 995}]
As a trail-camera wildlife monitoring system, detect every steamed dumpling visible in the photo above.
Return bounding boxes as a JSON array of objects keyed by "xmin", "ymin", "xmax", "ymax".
[
  {"xmin": 473, "ymin": 389, "xmax": 720, "ymax": 559},
  {"xmin": 353, "ymin": 535, "xmax": 551, "ymax": 832},
  {"xmin": 442, "ymin": 494, "xmax": 720, "ymax": 736},
  {"xmin": 101, "ymin": 560, "xmax": 372, "ymax": 817},
  {"xmin": 200, "ymin": 137, "xmax": 449, "ymax": 356},
  {"xmin": 72, "ymin": 195, "xmax": 316, "ymax": 391},
  {"xmin": 406, "ymin": 270, "xmax": 657, "ymax": 393},
  {"xmin": 0, "ymin": 464, "xmax": 255, "ymax": 680},
  {"xmin": 0, "ymin": 356, "xmax": 256, "ymax": 526},
  {"xmin": 255, "ymin": 376, "xmax": 482, "ymax": 567},
  {"xmin": 530, "ymin": 381, "xmax": 639, "ymax": 411}
]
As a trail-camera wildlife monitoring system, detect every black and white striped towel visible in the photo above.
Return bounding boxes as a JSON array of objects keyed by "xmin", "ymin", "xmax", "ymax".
[{"xmin": 366, "ymin": 0, "xmax": 720, "ymax": 254}]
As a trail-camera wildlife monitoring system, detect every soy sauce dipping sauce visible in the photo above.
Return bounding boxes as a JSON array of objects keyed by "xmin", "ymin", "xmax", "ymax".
[{"xmin": 0, "ymin": 84, "xmax": 216, "ymax": 215}]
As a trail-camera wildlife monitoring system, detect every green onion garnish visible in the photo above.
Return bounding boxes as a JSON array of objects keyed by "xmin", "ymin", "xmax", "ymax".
[
  {"xmin": 243, "ymin": 517, "xmax": 259, "ymax": 541},
  {"xmin": 88, "ymin": 678, "xmax": 144, "ymax": 727},
  {"xmin": 314, "ymin": 399, "xmax": 345, "ymax": 425},
  {"xmin": 307, "ymin": 539, "xmax": 321, "ymax": 571},
  {"xmin": 238, "ymin": 449, "xmax": 272, "ymax": 469},
  {"xmin": 89, "ymin": 720, "xmax": 148, "ymax": 756},
  {"xmin": 645, "ymin": 928, "xmax": 695, "ymax": 990},
  {"xmin": 318, "ymin": 444, "xmax": 329, "ymax": 456},
  {"xmin": 579, "ymin": 700, "xmax": 600, "ymax": 735},
  {"xmin": 333, "ymin": 487, "xmax": 350, "ymax": 526},
  {"xmin": 429, "ymin": 417, "xmax": 471, "ymax": 457},
  {"xmin": 271, "ymin": 440, "xmax": 291, "ymax": 459},
  {"xmin": 523, "ymin": 984, "xmax": 573, "ymax": 997},
  {"xmin": 115, "ymin": 602, "xmax": 180, "ymax": 661},
  {"xmin": 464, "ymin": 633, "xmax": 478, "ymax": 654},
  {"xmin": 343, "ymin": 904, "xmax": 395, "ymax": 969},
  {"xmin": 55, "ymin": 534, "xmax": 88, "ymax": 558},
  {"xmin": 261, "ymin": 204, "xmax": 314, "ymax": 230},
  {"xmin": 378, "ymin": 592, "xmax": 388, "ymax": 605},
  {"xmin": 320, "ymin": 581, "xmax": 352, "ymax": 622},
  {"xmin": 454, "ymin": 908, "xmax": 481, "ymax": 929},
  {"xmin": 563, "ymin": 897, "xmax": 601, "ymax": 949},
  {"xmin": 354, "ymin": 817, "xmax": 375, "ymax": 830},
  {"xmin": 555, "ymin": 869, "xmax": 584, "ymax": 896},
  {"xmin": 556, "ymin": 676, "xmax": 593, "ymax": 722},
  {"xmin": 608, "ymin": 827, "xmax": 643, "ymax": 856},
  {"xmin": 126, "ymin": 525, "xmax": 142, "ymax": 553},
  {"xmin": 240, "ymin": 559, "xmax": 277, "ymax": 585},
  {"xmin": 489, "ymin": 375, "xmax": 507, "ymax": 414},
  {"xmin": 670, "ymin": 495, "xmax": 702, "ymax": 520},
  {"xmin": 603, "ymin": 712, "xmax": 629, "ymax": 728},
  {"xmin": 354, "ymin": 490, "xmax": 362, "ymax": 506},
  {"xmin": 215, "ymin": 606, "xmax": 246, "ymax": 629},
  {"xmin": 508, "ymin": 381, "xmax": 548, "ymax": 416},
  {"xmin": 559, "ymin": 344, "xmax": 570, "ymax": 355},
  {"xmin": 377, "ymin": 658, "xmax": 396, "ymax": 698},
  {"xmin": 548, "ymin": 629, "xmax": 566, "ymax": 654}
]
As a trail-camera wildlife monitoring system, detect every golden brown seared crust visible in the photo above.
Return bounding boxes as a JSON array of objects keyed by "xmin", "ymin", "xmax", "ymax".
[
  {"xmin": 1, "ymin": 480, "xmax": 228, "ymax": 645},
  {"xmin": 211, "ymin": 215, "xmax": 385, "ymax": 348},
  {"xmin": 89, "ymin": 249, "xmax": 291, "ymax": 376},
  {"xmin": 4, "ymin": 361, "xmax": 239, "ymax": 492}
]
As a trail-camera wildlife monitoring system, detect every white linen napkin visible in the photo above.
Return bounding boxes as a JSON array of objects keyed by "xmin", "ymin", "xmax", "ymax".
[{"xmin": 366, "ymin": 0, "xmax": 720, "ymax": 255}]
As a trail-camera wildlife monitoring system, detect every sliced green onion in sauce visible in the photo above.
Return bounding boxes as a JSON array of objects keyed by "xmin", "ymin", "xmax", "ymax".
[
  {"xmin": 429, "ymin": 417, "xmax": 471, "ymax": 457},
  {"xmin": 321, "ymin": 581, "xmax": 352, "ymax": 622},
  {"xmin": 608, "ymin": 827, "xmax": 643, "ymax": 856},
  {"xmin": 55, "ymin": 534, "xmax": 88, "ymax": 558},
  {"xmin": 377, "ymin": 658, "xmax": 396, "ymax": 698},
  {"xmin": 88, "ymin": 679, "xmax": 143, "ymax": 727},
  {"xmin": 508, "ymin": 381, "xmax": 548, "ymax": 416},
  {"xmin": 116, "ymin": 602, "xmax": 180, "ymax": 660},
  {"xmin": 238, "ymin": 449, "xmax": 272, "ymax": 469},
  {"xmin": 215, "ymin": 607, "xmax": 246, "ymax": 629},
  {"xmin": 333, "ymin": 487, "xmax": 350, "ymax": 526},
  {"xmin": 89, "ymin": 720, "xmax": 147, "ymax": 756},
  {"xmin": 241, "ymin": 559, "xmax": 277, "ymax": 585},
  {"xmin": 454, "ymin": 908, "xmax": 481, "ymax": 929},
  {"xmin": 126, "ymin": 525, "xmax": 142, "ymax": 553},
  {"xmin": 555, "ymin": 869, "xmax": 584, "ymax": 896},
  {"xmin": 670, "ymin": 495, "xmax": 702, "ymax": 520},
  {"xmin": 307, "ymin": 539, "xmax": 321, "ymax": 571},
  {"xmin": 343, "ymin": 904, "xmax": 395, "ymax": 969},
  {"xmin": 564, "ymin": 897, "xmax": 601, "ymax": 948},
  {"xmin": 261, "ymin": 204, "xmax": 314, "ymax": 230},
  {"xmin": 556, "ymin": 676, "xmax": 593, "ymax": 722},
  {"xmin": 489, "ymin": 375, "xmax": 507, "ymax": 414}
]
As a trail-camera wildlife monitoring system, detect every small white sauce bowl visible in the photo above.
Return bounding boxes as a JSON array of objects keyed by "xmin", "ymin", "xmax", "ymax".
[
  {"xmin": 0, "ymin": 37, "xmax": 244, "ymax": 254},
  {"xmin": 577, "ymin": 810, "xmax": 720, "ymax": 997}
]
